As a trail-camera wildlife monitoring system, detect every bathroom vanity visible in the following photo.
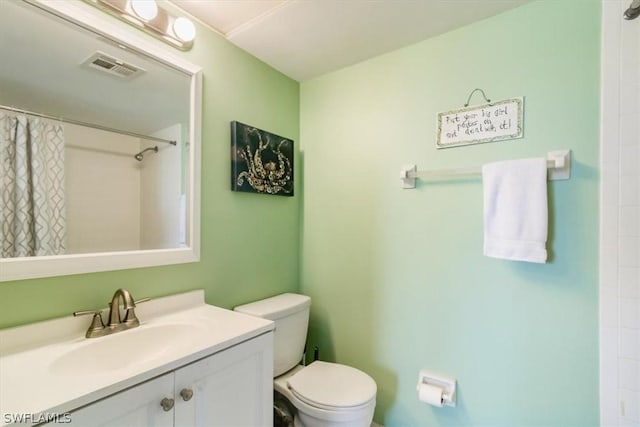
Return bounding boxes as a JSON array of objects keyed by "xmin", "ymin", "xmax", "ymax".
[{"xmin": 0, "ymin": 291, "xmax": 274, "ymax": 426}]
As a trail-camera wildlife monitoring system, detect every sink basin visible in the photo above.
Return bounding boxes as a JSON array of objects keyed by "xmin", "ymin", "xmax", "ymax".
[{"xmin": 50, "ymin": 323, "xmax": 200, "ymax": 376}]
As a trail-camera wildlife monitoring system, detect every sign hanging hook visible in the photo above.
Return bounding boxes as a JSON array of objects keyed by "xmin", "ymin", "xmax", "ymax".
[{"xmin": 464, "ymin": 88, "xmax": 492, "ymax": 107}]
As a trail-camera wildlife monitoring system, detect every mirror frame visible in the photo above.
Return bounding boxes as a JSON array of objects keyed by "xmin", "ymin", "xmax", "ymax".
[{"xmin": 0, "ymin": 0, "xmax": 201, "ymax": 281}]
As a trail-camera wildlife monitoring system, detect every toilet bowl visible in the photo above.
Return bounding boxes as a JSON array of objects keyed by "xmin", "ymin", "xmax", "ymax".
[
  {"xmin": 234, "ymin": 293, "xmax": 377, "ymax": 427},
  {"xmin": 276, "ymin": 362, "xmax": 376, "ymax": 427}
]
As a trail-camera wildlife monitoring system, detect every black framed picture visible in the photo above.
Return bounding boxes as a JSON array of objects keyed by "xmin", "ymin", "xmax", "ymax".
[{"xmin": 231, "ymin": 121, "xmax": 294, "ymax": 196}]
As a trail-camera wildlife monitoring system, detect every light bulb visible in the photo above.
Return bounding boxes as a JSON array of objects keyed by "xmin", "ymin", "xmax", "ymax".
[
  {"xmin": 130, "ymin": 0, "xmax": 158, "ymax": 21},
  {"xmin": 173, "ymin": 17, "xmax": 196, "ymax": 42}
]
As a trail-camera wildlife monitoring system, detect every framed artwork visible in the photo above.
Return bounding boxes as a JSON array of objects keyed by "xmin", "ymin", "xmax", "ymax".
[{"xmin": 231, "ymin": 121, "xmax": 294, "ymax": 196}]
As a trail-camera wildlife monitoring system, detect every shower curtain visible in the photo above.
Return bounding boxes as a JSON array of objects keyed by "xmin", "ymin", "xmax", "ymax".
[{"xmin": 0, "ymin": 112, "xmax": 66, "ymax": 257}]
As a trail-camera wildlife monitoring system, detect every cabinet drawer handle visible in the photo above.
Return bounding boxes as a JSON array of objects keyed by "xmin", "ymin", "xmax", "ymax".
[
  {"xmin": 180, "ymin": 388, "xmax": 194, "ymax": 401},
  {"xmin": 160, "ymin": 397, "xmax": 175, "ymax": 412}
]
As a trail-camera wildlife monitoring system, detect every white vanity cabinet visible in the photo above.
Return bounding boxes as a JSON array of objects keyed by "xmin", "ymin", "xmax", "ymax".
[
  {"xmin": 174, "ymin": 333, "xmax": 272, "ymax": 426},
  {"xmin": 61, "ymin": 373, "xmax": 174, "ymax": 427},
  {"xmin": 0, "ymin": 292, "xmax": 275, "ymax": 427},
  {"xmin": 59, "ymin": 333, "xmax": 273, "ymax": 427}
]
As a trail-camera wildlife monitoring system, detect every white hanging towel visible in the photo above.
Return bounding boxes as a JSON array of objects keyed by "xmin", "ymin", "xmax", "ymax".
[{"xmin": 482, "ymin": 158, "xmax": 548, "ymax": 263}]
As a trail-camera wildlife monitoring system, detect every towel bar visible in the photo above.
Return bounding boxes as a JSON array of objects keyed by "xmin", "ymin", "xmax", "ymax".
[{"xmin": 400, "ymin": 149, "xmax": 571, "ymax": 189}]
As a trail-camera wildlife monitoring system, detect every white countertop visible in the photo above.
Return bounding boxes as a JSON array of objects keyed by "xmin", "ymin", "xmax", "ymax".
[{"xmin": 0, "ymin": 290, "xmax": 273, "ymax": 426}]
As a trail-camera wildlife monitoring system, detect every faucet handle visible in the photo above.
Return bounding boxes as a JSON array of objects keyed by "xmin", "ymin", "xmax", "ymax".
[
  {"xmin": 73, "ymin": 310, "xmax": 105, "ymax": 337},
  {"xmin": 122, "ymin": 297, "xmax": 151, "ymax": 325},
  {"xmin": 108, "ymin": 297, "xmax": 150, "ymax": 309}
]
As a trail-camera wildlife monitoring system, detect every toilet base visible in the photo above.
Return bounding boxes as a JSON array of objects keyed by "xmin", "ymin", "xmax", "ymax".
[{"xmin": 294, "ymin": 408, "xmax": 374, "ymax": 427}]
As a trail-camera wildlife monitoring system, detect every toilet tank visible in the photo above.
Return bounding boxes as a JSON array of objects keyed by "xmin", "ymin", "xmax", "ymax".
[{"xmin": 234, "ymin": 293, "xmax": 310, "ymax": 377}]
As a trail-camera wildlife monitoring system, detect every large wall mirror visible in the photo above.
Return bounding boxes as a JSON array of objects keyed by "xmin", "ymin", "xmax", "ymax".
[{"xmin": 0, "ymin": 0, "xmax": 201, "ymax": 281}]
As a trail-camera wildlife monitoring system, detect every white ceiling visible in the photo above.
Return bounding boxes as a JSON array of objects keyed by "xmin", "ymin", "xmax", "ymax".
[{"xmin": 170, "ymin": 0, "xmax": 533, "ymax": 82}]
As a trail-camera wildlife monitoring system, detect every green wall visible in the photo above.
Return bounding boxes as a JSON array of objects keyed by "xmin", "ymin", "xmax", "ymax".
[
  {"xmin": 299, "ymin": 1, "xmax": 600, "ymax": 426},
  {"xmin": 0, "ymin": 2, "xmax": 300, "ymax": 328}
]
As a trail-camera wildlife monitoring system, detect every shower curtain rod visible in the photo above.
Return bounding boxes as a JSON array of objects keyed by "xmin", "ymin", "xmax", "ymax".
[{"xmin": 0, "ymin": 104, "xmax": 177, "ymax": 146}]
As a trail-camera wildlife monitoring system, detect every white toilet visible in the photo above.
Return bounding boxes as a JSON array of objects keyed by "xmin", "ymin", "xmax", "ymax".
[{"xmin": 234, "ymin": 293, "xmax": 377, "ymax": 427}]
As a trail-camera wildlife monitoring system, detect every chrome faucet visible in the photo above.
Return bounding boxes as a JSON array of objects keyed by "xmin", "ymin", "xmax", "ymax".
[{"xmin": 74, "ymin": 288, "xmax": 149, "ymax": 338}]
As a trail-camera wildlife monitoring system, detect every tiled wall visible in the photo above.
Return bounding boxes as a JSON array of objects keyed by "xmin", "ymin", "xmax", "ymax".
[{"xmin": 601, "ymin": 2, "xmax": 640, "ymax": 425}]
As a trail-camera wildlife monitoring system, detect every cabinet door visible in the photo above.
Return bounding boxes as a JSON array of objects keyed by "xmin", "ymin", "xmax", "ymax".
[
  {"xmin": 64, "ymin": 373, "xmax": 174, "ymax": 427},
  {"xmin": 174, "ymin": 333, "xmax": 273, "ymax": 427}
]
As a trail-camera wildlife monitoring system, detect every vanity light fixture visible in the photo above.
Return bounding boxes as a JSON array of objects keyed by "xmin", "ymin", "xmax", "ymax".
[
  {"xmin": 130, "ymin": 0, "xmax": 158, "ymax": 21},
  {"xmin": 85, "ymin": 0, "xmax": 196, "ymax": 50},
  {"xmin": 173, "ymin": 16, "xmax": 196, "ymax": 42}
]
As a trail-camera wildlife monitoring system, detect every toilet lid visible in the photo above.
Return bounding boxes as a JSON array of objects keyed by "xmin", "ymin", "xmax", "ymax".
[{"xmin": 287, "ymin": 361, "xmax": 376, "ymax": 410}]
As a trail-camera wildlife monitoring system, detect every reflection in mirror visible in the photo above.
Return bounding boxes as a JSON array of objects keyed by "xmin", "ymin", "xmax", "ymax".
[{"xmin": 0, "ymin": 0, "xmax": 201, "ymax": 280}]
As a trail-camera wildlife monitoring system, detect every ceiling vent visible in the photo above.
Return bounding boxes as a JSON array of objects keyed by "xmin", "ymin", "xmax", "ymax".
[{"xmin": 82, "ymin": 51, "xmax": 145, "ymax": 79}]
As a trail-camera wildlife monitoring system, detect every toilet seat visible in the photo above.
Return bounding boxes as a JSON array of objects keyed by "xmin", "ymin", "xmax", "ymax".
[{"xmin": 287, "ymin": 361, "xmax": 377, "ymax": 411}]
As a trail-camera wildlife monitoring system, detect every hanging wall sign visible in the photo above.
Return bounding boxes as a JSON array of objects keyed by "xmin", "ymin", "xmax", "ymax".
[{"xmin": 436, "ymin": 97, "xmax": 524, "ymax": 149}]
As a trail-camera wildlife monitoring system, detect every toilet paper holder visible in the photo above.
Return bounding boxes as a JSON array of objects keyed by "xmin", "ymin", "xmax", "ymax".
[{"xmin": 416, "ymin": 370, "xmax": 457, "ymax": 407}]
